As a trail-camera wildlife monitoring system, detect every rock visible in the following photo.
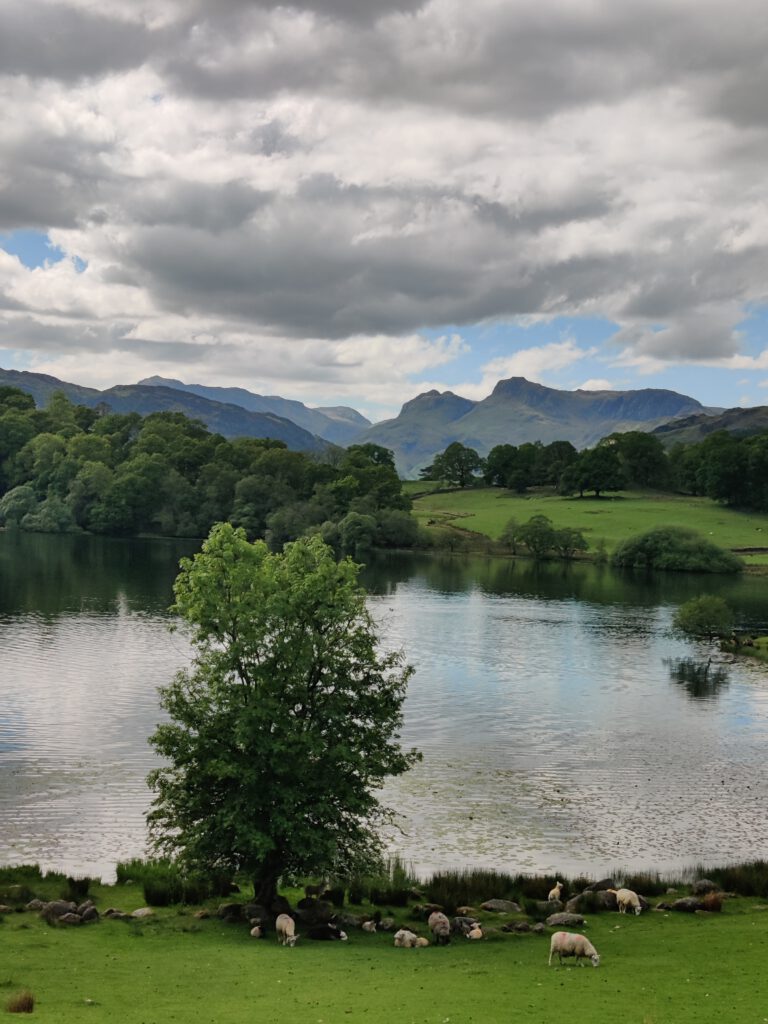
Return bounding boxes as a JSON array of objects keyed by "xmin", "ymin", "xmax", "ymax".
[
  {"xmin": 451, "ymin": 916, "xmax": 479, "ymax": 935},
  {"xmin": 334, "ymin": 912, "xmax": 362, "ymax": 929},
  {"xmin": 583, "ymin": 878, "xmax": 616, "ymax": 893},
  {"xmin": 692, "ymin": 879, "xmax": 720, "ymax": 895},
  {"xmin": 480, "ymin": 899, "xmax": 522, "ymax": 913},
  {"xmin": 502, "ymin": 920, "xmax": 531, "ymax": 933},
  {"xmin": 217, "ymin": 903, "xmax": 245, "ymax": 922},
  {"xmin": 378, "ymin": 917, "xmax": 396, "ymax": 932},
  {"xmin": 672, "ymin": 897, "xmax": 703, "ymax": 913},
  {"xmin": 81, "ymin": 907, "xmax": 100, "ymax": 924},
  {"xmin": 531, "ymin": 922, "xmax": 546, "ymax": 935},
  {"xmin": 456, "ymin": 906, "xmax": 477, "ymax": 916},
  {"xmin": 58, "ymin": 913, "xmax": 83, "ymax": 925},
  {"xmin": 295, "ymin": 900, "xmax": 334, "ymax": 926},
  {"xmin": 25, "ymin": 899, "xmax": 45, "ymax": 912},
  {"xmin": 77, "ymin": 900, "xmax": 95, "ymax": 916},
  {"xmin": 546, "ymin": 912, "xmax": 585, "ymax": 927},
  {"xmin": 270, "ymin": 895, "xmax": 292, "ymax": 917},
  {"xmin": 533, "ymin": 899, "xmax": 563, "ymax": 915},
  {"xmin": 103, "ymin": 908, "xmax": 124, "ymax": 918},
  {"xmin": 666, "ymin": 887, "xmax": 678, "ymax": 895},
  {"xmin": 41, "ymin": 900, "xmax": 78, "ymax": 924},
  {"xmin": 0, "ymin": 905, "xmax": 12, "ymax": 914},
  {"xmin": 243, "ymin": 903, "xmax": 267, "ymax": 923},
  {"xmin": 131, "ymin": 907, "xmax": 155, "ymax": 919},
  {"xmin": 193, "ymin": 909, "xmax": 211, "ymax": 920}
]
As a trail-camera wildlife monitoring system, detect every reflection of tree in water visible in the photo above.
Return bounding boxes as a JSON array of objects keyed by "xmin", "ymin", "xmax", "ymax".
[{"xmin": 665, "ymin": 657, "xmax": 730, "ymax": 700}]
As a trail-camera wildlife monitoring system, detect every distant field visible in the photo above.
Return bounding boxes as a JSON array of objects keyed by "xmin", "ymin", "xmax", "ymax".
[{"xmin": 409, "ymin": 486, "xmax": 768, "ymax": 566}]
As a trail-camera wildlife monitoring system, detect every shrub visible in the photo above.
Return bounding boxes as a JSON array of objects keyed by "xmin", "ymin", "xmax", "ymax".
[
  {"xmin": 143, "ymin": 874, "xmax": 183, "ymax": 907},
  {"xmin": 620, "ymin": 872, "xmax": 668, "ymax": 897},
  {"xmin": 65, "ymin": 876, "xmax": 93, "ymax": 902},
  {"xmin": 701, "ymin": 892, "xmax": 723, "ymax": 912},
  {"xmin": 425, "ymin": 868, "xmax": 526, "ymax": 914},
  {"xmin": 699, "ymin": 860, "xmax": 768, "ymax": 897},
  {"xmin": 611, "ymin": 526, "xmax": 743, "ymax": 573},
  {"xmin": 6, "ymin": 991, "xmax": 34, "ymax": 1014},
  {"xmin": 673, "ymin": 596, "xmax": 735, "ymax": 641}
]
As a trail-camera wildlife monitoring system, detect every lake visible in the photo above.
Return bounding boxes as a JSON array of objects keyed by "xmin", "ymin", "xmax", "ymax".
[{"xmin": 1, "ymin": 531, "xmax": 767, "ymax": 882}]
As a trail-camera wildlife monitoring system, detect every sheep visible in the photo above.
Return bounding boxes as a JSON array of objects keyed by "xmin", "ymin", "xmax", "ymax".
[
  {"xmin": 427, "ymin": 911, "xmax": 451, "ymax": 946},
  {"xmin": 306, "ymin": 923, "xmax": 348, "ymax": 940},
  {"xmin": 249, "ymin": 924, "xmax": 262, "ymax": 939},
  {"xmin": 608, "ymin": 888, "xmax": 642, "ymax": 915},
  {"xmin": 393, "ymin": 928, "xmax": 419, "ymax": 948},
  {"xmin": 467, "ymin": 925, "xmax": 483, "ymax": 940},
  {"xmin": 361, "ymin": 919, "xmax": 377, "ymax": 933},
  {"xmin": 548, "ymin": 931, "xmax": 600, "ymax": 967},
  {"xmin": 414, "ymin": 936, "xmax": 430, "ymax": 947},
  {"xmin": 548, "ymin": 880, "xmax": 564, "ymax": 902},
  {"xmin": 275, "ymin": 913, "xmax": 297, "ymax": 947}
]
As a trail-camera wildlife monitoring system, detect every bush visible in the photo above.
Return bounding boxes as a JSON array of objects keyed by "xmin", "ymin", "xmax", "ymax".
[
  {"xmin": 620, "ymin": 872, "xmax": 668, "ymax": 897},
  {"xmin": 701, "ymin": 892, "xmax": 723, "ymax": 912},
  {"xmin": 65, "ymin": 876, "xmax": 93, "ymax": 902},
  {"xmin": 699, "ymin": 860, "xmax": 768, "ymax": 897},
  {"xmin": 673, "ymin": 596, "xmax": 735, "ymax": 641},
  {"xmin": 6, "ymin": 991, "xmax": 34, "ymax": 1014},
  {"xmin": 611, "ymin": 526, "xmax": 743, "ymax": 573}
]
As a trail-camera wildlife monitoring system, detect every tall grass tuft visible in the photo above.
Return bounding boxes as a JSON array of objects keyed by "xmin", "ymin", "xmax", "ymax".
[
  {"xmin": 65, "ymin": 876, "xmax": 93, "ymax": 902},
  {"xmin": 692, "ymin": 860, "xmax": 768, "ymax": 897},
  {"xmin": 620, "ymin": 872, "xmax": 668, "ymax": 897},
  {"xmin": 6, "ymin": 990, "xmax": 34, "ymax": 1013}
]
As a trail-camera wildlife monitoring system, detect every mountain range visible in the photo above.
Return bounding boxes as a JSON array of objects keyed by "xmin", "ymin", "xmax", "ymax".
[{"xmin": 4, "ymin": 365, "xmax": 763, "ymax": 478}]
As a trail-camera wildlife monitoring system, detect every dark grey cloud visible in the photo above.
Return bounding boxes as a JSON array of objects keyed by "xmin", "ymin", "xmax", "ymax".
[{"xmin": 0, "ymin": 1, "xmax": 153, "ymax": 81}]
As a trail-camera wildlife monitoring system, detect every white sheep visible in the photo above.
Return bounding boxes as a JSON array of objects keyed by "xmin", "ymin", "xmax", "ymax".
[
  {"xmin": 414, "ymin": 936, "xmax": 430, "ymax": 947},
  {"xmin": 467, "ymin": 925, "xmax": 483, "ymax": 940},
  {"xmin": 548, "ymin": 931, "xmax": 600, "ymax": 967},
  {"xmin": 611, "ymin": 888, "xmax": 642, "ymax": 915},
  {"xmin": 276, "ymin": 913, "xmax": 298, "ymax": 946},
  {"xmin": 393, "ymin": 928, "xmax": 419, "ymax": 948},
  {"xmin": 427, "ymin": 911, "xmax": 451, "ymax": 946},
  {"xmin": 361, "ymin": 920, "xmax": 377, "ymax": 933},
  {"xmin": 249, "ymin": 924, "xmax": 262, "ymax": 938},
  {"xmin": 548, "ymin": 880, "xmax": 563, "ymax": 902}
]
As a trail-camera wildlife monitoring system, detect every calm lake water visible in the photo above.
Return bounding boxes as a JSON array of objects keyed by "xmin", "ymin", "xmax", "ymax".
[{"xmin": 1, "ymin": 531, "xmax": 767, "ymax": 882}]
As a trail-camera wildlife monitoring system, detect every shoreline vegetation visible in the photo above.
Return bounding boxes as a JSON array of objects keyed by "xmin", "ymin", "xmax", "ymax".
[{"xmin": 5, "ymin": 859, "xmax": 768, "ymax": 1022}]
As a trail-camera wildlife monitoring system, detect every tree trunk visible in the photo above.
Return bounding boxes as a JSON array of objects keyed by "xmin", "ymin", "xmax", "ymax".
[{"xmin": 253, "ymin": 852, "xmax": 281, "ymax": 908}]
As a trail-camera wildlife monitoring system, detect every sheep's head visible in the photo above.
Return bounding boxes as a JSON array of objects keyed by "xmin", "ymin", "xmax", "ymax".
[
  {"xmin": 286, "ymin": 935, "xmax": 298, "ymax": 947},
  {"xmin": 633, "ymin": 906, "xmax": 641, "ymax": 916},
  {"xmin": 590, "ymin": 953, "xmax": 601, "ymax": 967},
  {"xmin": 339, "ymin": 931, "xmax": 348, "ymax": 941}
]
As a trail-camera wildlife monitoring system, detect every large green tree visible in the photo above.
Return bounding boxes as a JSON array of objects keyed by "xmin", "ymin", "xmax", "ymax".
[{"xmin": 147, "ymin": 524, "xmax": 418, "ymax": 907}]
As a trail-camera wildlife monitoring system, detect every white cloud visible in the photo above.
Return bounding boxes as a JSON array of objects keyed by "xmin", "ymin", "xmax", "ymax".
[{"xmin": 578, "ymin": 378, "xmax": 614, "ymax": 391}]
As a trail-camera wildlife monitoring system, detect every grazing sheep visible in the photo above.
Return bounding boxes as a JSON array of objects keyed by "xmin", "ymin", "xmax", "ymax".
[
  {"xmin": 428, "ymin": 911, "xmax": 451, "ymax": 946},
  {"xmin": 394, "ymin": 928, "xmax": 419, "ymax": 948},
  {"xmin": 548, "ymin": 881, "xmax": 563, "ymax": 902},
  {"xmin": 414, "ymin": 936, "xmax": 430, "ymax": 947},
  {"xmin": 609, "ymin": 888, "xmax": 642, "ymax": 915},
  {"xmin": 548, "ymin": 931, "xmax": 600, "ymax": 967},
  {"xmin": 275, "ymin": 913, "xmax": 297, "ymax": 947},
  {"xmin": 467, "ymin": 925, "xmax": 483, "ymax": 940},
  {"xmin": 361, "ymin": 920, "xmax": 377, "ymax": 933},
  {"xmin": 249, "ymin": 924, "xmax": 262, "ymax": 939}
]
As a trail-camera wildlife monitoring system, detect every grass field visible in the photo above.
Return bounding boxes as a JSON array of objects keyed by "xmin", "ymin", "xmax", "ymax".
[
  {"xmin": 4, "ymin": 879, "xmax": 768, "ymax": 1023},
  {"xmin": 408, "ymin": 486, "xmax": 768, "ymax": 566}
]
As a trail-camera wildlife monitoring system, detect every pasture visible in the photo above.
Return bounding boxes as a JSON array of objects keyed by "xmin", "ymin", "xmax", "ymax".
[
  {"xmin": 407, "ymin": 486, "xmax": 768, "ymax": 566},
  {"xmin": 3, "ymin": 882, "xmax": 768, "ymax": 1023}
]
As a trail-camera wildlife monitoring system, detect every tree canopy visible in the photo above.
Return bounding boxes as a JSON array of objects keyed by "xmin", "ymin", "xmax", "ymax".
[
  {"xmin": 147, "ymin": 524, "xmax": 419, "ymax": 906},
  {"xmin": 673, "ymin": 595, "xmax": 735, "ymax": 642}
]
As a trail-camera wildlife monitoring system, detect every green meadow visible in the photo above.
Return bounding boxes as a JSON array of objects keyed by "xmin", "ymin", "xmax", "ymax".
[
  {"xmin": 406, "ymin": 485, "xmax": 768, "ymax": 566},
  {"xmin": 4, "ymin": 883, "xmax": 768, "ymax": 1023}
]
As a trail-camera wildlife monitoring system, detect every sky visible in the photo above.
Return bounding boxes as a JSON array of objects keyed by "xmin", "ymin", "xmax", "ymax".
[{"xmin": 1, "ymin": 0, "xmax": 768, "ymax": 422}]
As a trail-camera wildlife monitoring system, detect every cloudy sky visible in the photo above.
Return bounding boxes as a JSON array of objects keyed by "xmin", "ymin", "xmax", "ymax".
[{"xmin": 1, "ymin": 0, "xmax": 767, "ymax": 420}]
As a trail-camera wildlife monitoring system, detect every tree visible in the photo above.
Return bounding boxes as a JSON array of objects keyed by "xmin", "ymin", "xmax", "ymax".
[
  {"xmin": 551, "ymin": 526, "xmax": 589, "ymax": 559},
  {"xmin": 518, "ymin": 514, "xmax": 556, "ymax": 559},
  {"xmin": 430, "ymin": 442, "xmax": 483, "ymax": 488},
  {"xmin": 562, "ymin": 444, "xmax": 624, "ymax": 498},
  {"xmin": 147, "ymin": 524, "xmax": 419, "ymax": 907},
  {"xmin": 673, "ymin": 596, "xmax": 735, "ymax": 643}
]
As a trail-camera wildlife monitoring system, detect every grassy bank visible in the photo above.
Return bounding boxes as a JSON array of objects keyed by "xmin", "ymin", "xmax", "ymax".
[
  {"xmin": 409, "ymin": 486, "xmax": 768, "ymax": 566},
  {"xmin": 5, "ymin": 869, "xmax": 768, "ymax": 1022}
]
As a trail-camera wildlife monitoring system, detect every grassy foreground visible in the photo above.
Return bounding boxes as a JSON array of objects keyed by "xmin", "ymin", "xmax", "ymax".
[
  {"xmin": 4, "ymin": 882, "xmax": 768, "ymax": 1023},
  {"xmin": 408, "ymin": 486, "xmax": 768, "ymax": 566}
]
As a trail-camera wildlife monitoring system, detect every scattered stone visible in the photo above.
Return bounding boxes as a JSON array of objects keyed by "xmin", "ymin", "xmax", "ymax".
[
  {"xmin": 81, "ymin": 907, "xmax": 100, "ymax": 924},
  {"xmin": 456, "ymin": 906, "xmax": 477, "ymax": 916},
  {"xmin": 480, "ymin": 899, "xmax": 522, "ymax": 913},
  {"xmin": 671, "ymin": 897, "xmax": 703, "ymax": 913},
  {"xmin": 334, "ymin": 912, "xmax": 362, "ymax": 929},
  {"xmin": 131, "ymin": 907, "xmax": 155, "ymax": 919},
  {"xmin": 531, "ymin": 922, "xmax": 546, "ymax": 935},
  {"xmin": 546, "ymin": 912, "xmax": 585, "ymax": 928},
  {"xmin": 58, "ymin": 913, "xmax": 82, "ymax": 926},
  {"xmin": 294, "ymin": 900, "xmax": 334, "ymax": 926},
  {"xmin": 501, "ymin": 920, "xmax": 531, "ymax": 933},
  {"xmin": 533, "ymin": 899, "xmax": 563, "ymax": 915},
  {"xmin": 378, "ymin": 917, "xmax": 396, "ymax": 932},
  {"xmin": 583, "ymin": 878, "xmax": 616, "ymax": 893},
  {"xmin": 40, "ymin": 900, "xmax": 78, "ymax": 924},
  {"xmin": 217, "ymin": 903, "xmax": 245, "ymax": 922},
  {"xmin": 77, "ymin": 900, "xmax": 95, "ymax": 916},
  {"xmin": 452, "ymin": 916, "xmax": 479, "ymax": 936},
  {"xmin": 0, "ymin": 905, "xmax": 12, "ymax": 914},
  {"xmin": 193, "ymin": 909, "xmax": 211, "ymax": 920},
  {"xmin": 692, "ymin": 879, "xmax": 720, "ymax": 895},
  {"xmin": 25, "ymin": 899, "xmax": 45, "ymax": 912}
]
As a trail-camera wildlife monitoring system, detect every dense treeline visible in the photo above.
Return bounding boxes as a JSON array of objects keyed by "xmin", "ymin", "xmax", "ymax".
[
  {"xmin": 0, "ymin": 386, "xmax": 417, "ymax": 551},
  {"xmin": 424, "ymin": 429, "xmax": 768, "ymax": 511}
]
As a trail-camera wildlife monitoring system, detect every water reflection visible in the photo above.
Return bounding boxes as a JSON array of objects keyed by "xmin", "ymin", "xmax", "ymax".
[
  {"xmin": 666, "ymin": 657, "xmax": 731, "ymax": 701},
  {"xmin": 1, "ymin": 534, "xmax": 768, "ymax": 881}
]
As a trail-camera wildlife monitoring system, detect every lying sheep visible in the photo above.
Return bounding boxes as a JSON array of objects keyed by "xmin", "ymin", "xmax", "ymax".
[
  {"xmin": 394, "ymin": 928, "xmax": 419, "ymax": 948},
  {"xmin": 361, "ymin": 920, "xmax": 377, "ymax": 933},
  {"xmin": 428, "ymin": 911, "xmax": 451, "ymax": 946},
  {"xmin": 414, "ymin": 936, "xmax": 429, "ymax": 947},
  {"xmin": 467, "ymin": 925, "xmax": 483, "ymax": 940},
  {"xmin": 249, "ymin": 924, "xmax": 262, "ymax": 939},
  {"xmin": 609, "ymin": 888, "xmax": 642, "ymax": 915},
  {"xmin": 548, "ymin": 931, "xmax": 600, "ymax": 967},
  {"xmin": 275, "ymin": 913, "xmax": 297, "ymax": 947},
  {"xmin": 548, "ymin": 881, "xmax": 563, "ymax": 902}
]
